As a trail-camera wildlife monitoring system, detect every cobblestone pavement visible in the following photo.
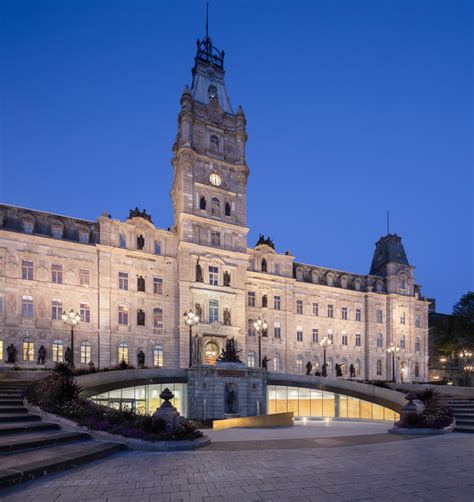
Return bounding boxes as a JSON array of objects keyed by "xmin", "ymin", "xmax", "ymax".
[{"xmin": 1, "ymin": 433, "xmax": 473, "ymax": 501}]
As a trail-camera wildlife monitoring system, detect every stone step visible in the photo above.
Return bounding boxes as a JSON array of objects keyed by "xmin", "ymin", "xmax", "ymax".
[
  {"xmin": 0, "ymin": 400, "xmax": 24, "ymax": 406},
  {"xmin": 452, "ymin": 413, "xmax": 474, "ymax": 420},
  {"xmin": 0, "ymin": 440, "xmax": 123, "ymax": 488},
  {"xmin": 0, "ymin": 414, "xmax": 41, "ymax": 423},
  {"xmin": 0, "ymin": 406, "xmax": 28, "ymax": 414},
  {"xmin": 0, "ymin": 395, "xmax": 24, "ymax": 401},
  {"xmin": 0, "ymin": 430, "xmax": 90, "ymax": 452},
  {"xmin": 450, "ymin": 408, "xmax": 474, "ymax": 413},
  {"xmin": 0, "ymin": 421, "xmax": 60, "ymax": 435},
  {"xmin": 455, "ymin": 425, "xmax": 474, "ymax": 433}
]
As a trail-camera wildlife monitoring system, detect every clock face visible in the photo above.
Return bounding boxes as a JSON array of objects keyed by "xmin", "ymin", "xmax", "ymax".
[{"xmin": 209, "ymin": 173, "xmax": 222, "ymax": 187}]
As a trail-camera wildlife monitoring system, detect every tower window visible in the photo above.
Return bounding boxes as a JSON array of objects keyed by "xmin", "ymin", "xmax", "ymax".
[
  {"xmin": 225, "ymin": 202, "xmax": 231, "ymax": 216},
  {"xmin": 211, "ymin": 197, "xmax": 220, "ymax": 215},
  {"xmin": 210, "ymin": 135, "xmax": 219, "ymax": 152},
  {"xmin": 200, "ymin": 196, "xmax": 207, "ymax": 210},
  {"xmin": 208, "ymin": 85, "xmax": 217, "ymax": 100},
  {"xmin": 261, "ymin": 259, "xmax": 267, "ymax": 272}
]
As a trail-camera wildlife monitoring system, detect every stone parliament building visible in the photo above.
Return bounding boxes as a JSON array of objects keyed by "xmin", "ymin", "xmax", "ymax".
[{"xmin": 0, "ymin": 31, "xmax": 430, "ymax": 383}]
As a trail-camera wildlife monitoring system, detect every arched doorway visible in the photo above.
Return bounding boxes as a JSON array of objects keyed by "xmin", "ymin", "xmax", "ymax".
[{"xmin": 205, "ymin": 341, "xmax": 219, "ymax": 365}]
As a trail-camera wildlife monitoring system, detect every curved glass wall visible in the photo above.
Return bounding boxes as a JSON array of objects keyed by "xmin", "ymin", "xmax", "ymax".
[
  {"xmin": 90, "ymin": 383, "xmax": 187, "ymax": 416},
  {"xmin": 267, "ymin": 385, "xmax": 399, "ymax": 422}
]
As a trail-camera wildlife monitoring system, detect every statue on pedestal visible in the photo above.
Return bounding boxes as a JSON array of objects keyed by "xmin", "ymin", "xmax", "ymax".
[
  {"xmin": 37, "ymin": 345, "xmax": 46, "ymax": 365},
  {"xmin": 217, "ymin": 338, "xmax": 242, "ymax": 363},
  {"xmin": 223, "ymin": 271, "xmax": 231, "ymax": 286},
  {"xmin": 195, "ymin": 259, "xmax": 204, "ymax": 282},
  {"xmin": 223, "ymin": 308, "xmax": 231, "ymax": 325},
  {"xmin": 137, "ymin": 349, "xmax": 145, "ymax": 368},
  {"xmin": 225, "ymin": 383, "xmax": 237, "ymax": 414},
  {"xmin": 137, "ymin": 234, "xmax": 145, "ymax": 250},
  {"xmin": 6, "ymin": 344, "xmax": 16, "ymax": 364}
]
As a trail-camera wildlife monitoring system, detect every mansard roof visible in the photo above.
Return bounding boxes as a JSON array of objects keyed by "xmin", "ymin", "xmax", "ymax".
[{"xmin": 370, "ymin": 233, "xmax": 410, "ymax": 275}]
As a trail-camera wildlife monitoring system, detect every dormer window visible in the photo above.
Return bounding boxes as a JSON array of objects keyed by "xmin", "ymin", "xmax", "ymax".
[
  {"xmin": 78, "ymin": 231, "xmax": 89, "ymax": 244},
  {"xmin": 296, "ymin": 268, "xmax": 303, "ymax": 281},
  {"xmin": 208, "ymin": 85, "xmax": 217, "ymax": 100},
  {"xmin": 327, "ymin": 274, "xmax": 334, "ymax": 287},
  {"xmin": 51, "ymin": 226, "xmax": 63, "ymax": 239},
  {"xmin": 341, "ymin": 276, "xmax": 348, "ymax": 288},
  {"xmin": 210, "ymin": 135, "xmax": 219, "ymax": 152},
  {"xmin": 23, "ymin": 221, "xmax": 34, "ymax": 234}
]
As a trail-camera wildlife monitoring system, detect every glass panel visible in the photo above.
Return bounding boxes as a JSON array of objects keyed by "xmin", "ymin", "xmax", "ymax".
[
  {"xmin": 298, "ymin": 387, "xmax": 311, "ymax": 416},
  {"xmin": 310, "ymin": 389, "xmax": 323, "ymax": 416},
  {"xmin": 322, "ymin": 391, "xmax": 335, "ymax": 417},
  {"xmin": 338, "ymin": 394, "xmax": 348, "ymax": 418},
  {"xmin": 287, "ymin": 387, "xmax": 299, "ymax": 416},
  {"xmin": 347, "ymin": 397, "xmax": 360, "ymax": 418},
  {"xmin": 275, "ymin": 386, "xmax": 287, "ymax": 413},
  {"xmin": 372, "ymin": 403, "xmax": 385, "ymax": 420},
  {"xmin": 360, "ymin": 400, "xmax": 373, "ymax": 420}
]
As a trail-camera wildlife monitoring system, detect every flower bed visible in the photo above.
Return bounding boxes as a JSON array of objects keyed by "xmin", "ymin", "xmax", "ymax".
[{"xmin": 24, "ymin": 364, "xmax": 202, "ymax": 442}]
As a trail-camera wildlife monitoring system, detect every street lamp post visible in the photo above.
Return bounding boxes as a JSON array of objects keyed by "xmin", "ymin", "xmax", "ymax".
[
  {"xmin": 319, "ymin": 336, "xmax": 332, "ymax": 377},
  {"xmin": 387, "ymin": 343, "xmax": 400, "ymax": 383},
  {"xmin": 62, "ymin": 309, "xmax": 80, "ymax": 367},
  {"xmin": 253, "ymin": 317, "xmax": 268, "ymax": 368},
  {"xmin": 460, "ymin": 350, "xmax": 473, "ymax": 387},
  {"xmin": 183, "ymin": 310, "xmax": 199, "ymax": 367},
  {"xmin": 464, "ymin": 365, "xmax": 473, "ymax": 387}
]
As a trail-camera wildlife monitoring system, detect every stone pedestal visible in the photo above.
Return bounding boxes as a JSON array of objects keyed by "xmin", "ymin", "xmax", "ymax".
[{"xmin": 186, "ymin": 363, "xmax": 267, "ymax": 420}]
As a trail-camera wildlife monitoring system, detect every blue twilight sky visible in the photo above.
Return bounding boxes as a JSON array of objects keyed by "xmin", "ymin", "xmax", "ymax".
[{"xmin": 1, "ymin": 0, "xmax": 472, "ymax": 313}]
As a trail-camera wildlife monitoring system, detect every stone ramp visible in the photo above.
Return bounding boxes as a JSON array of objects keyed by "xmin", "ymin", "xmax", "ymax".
[{"xmin": 0, "ymin": 381, "xmax": 123, "ymax": 489}]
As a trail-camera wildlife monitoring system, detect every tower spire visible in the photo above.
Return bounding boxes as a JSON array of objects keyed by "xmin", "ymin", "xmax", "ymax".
[{"xmin": 205, "ymin": 1, "xmax": 209, "ymax": 39}]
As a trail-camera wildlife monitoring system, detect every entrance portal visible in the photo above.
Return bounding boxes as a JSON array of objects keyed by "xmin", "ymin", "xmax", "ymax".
[{"xmin": 205, "ymin": 341, "xmax": 219, "ymax": 365}]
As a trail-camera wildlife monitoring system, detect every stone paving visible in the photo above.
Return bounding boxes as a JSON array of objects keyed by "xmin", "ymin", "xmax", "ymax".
[{"xmin": 1, "ymin": 431, "xmax": 473, "ymax": 501}]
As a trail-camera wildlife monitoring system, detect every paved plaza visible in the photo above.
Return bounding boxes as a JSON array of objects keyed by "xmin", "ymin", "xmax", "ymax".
[{"xmin": 1, "ymin": 423, "xmax": 473, "ymax": 501}]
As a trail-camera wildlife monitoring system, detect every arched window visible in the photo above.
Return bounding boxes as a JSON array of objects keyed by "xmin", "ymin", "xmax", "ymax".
[
  {"xmin": 261, "ymin": 259, "xmax": 267, "ymax": 272},
  {"xmin": 414, "ymin": 362, "xmax": 420, "ymax": 377},
  {"xmin": 225, "ymin": 202, "xmax": 231, "ymax": 216},
  {"xmin": 153, "ymin": 345, "xmax": 164, "ymax": 367},
  {"xmin": 208, "ymin": 84, "xmax": 217, "ymax": 100},
  {"xmin": 312, "ymin": 271, "xmax": 319, "ymax": 284},
  {"xmin": 399, "ymin": 275, "xmax": 407, "ymax": 290},
  {"xmin": 80, "ymin": 341, "xmax": 91, "ymax": 364},
  {"xmin": 354, "ymin": 279, "xmax": 362, "ymax": 291},
  {"xmin": 376, "ymin": 333, "xmax": 383, "ymax": 348},
  {"xmin": 52, "ymin": 339, "xmax": 64, "ymax": 363},
  {"xmin": 296, "ymin": 355, "xmax": 303, "ymax": 373},
  {"xmin": 354, "ymin": 359, "xmax": 361, "ymax": 377},
  {"xmin": 117, "ymin": 342, "xmax": 128, "ymax": 364},
  {"xmin": 415, "ymin": 336, "xmax": 421, "ymax": 352},
  {"xmin": 210, "ymin": 135, "xmax": 219, "ymax": 152},
  {"xmin": 22, "ymin": 338, "xmax": 34, "ymax": 362},
  {"xmin": 326, "ymin": 274, "xmax": 334, "ymax": 287},
  {"xmin": 247, "ymin": 351, "xmax": 255, "ymax": 368},
  {"xmin": 340, "ymin": 276, "xmax": 348, "ymax": 289},
  {"xmin": 273, "ymin": 353, "xmax": 281, "ymax": 371},
  {"xmin": 296, "ymin": 268, "xmax": 303, "ymax": 281},
  {"xmin": 376, "ymin": 360, "xmax": 382, "ymax": 376},
  {"xmin": 199, "ymin": 196, "xmax": 207, "ymax": 210},
  {"xmin": 211, "ymin": 197, "xmax": 220, "ymax": 215},
  {"xmin": 153, "ymin": 307, "xmax": 163, "ymax": 331}
]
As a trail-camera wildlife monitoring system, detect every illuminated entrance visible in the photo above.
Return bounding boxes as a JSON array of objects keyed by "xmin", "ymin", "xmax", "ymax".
[{"xmin": 205, "ymin": 341, "xmax": 219, "ymax": 365}]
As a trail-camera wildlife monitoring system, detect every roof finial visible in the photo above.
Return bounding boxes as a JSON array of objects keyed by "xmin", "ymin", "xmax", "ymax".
[
  {"xmin": 387, "ymin": 210, "xmax": 390, "ymax": 234},
  {"xmin": 205, "ymin": 1, "xmax": 209, "ymax": 39}
]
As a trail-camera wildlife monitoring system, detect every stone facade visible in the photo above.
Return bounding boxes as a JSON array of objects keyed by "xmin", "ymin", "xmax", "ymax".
[{"xmin": 0, "ymin": 30, "xmax": 430, "ymax": 383}]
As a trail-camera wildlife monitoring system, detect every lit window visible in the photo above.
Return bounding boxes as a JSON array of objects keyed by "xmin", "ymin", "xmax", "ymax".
[
  {"xmin": 211, "ymin": 231, "xmax": 220, "ymax": 247},
  {"xmin": 247, "ymin": 352, "xmax": 255, "ymax": 368},
  {"xmin": 155, "ymin": 241, "xmax": 161, "ymax": 255},
  {"xmin": 153, "ymin": 277, "xmax": 163, "ymax": 295},
  {"xmin": 0, "ymin": 340, "xmax": 3, "ymax": 361},
  {"xmin": 153, "ymin": 307, "xmax": 163, "ymax": 331},
  {"xmin": 312, "ymin": 303, "xmax": 319, "ymax": 316},
  {"xmin": 342, "ymin": 306, "xmax": 348, "ymax": 320},
  {"xmin": 415, "ymin": 315, "xmax": 421, "ymax": 328},
  {"xmin": 296, "ymin": 326, "xmax": 303, "ymax": 342},
  {"xmin": 376, "ymin": 333, "xmax": 383, "ymax": 348},
  {"xmin": 211, "ymin": 198, "xmax": 220, "ymax": 215},
  {"xmin": 119, "ymin": 234, "xmax": 126, "ymax": 248},
  {"xmin": 22, "ymin": 295, "xmax": 33, "ymax": 319},
  {"xmin": 22, "ymin": 338, "xmax": 34, "ymax": 362},
  {"xmin": 415, "ymin": 336, "xmax": 421, "ymax": 352},
  {"xmin": 118, "ymin": 305, "xmax": 129, "ymax": 325},
  {"xmin": 296, "ymin": 356, "xmax": 303, "ymax": 372},
  {"xmin": 355, "ymin": 308, "xmax": 361, "ymax": 322},
  {"xmin": 52, "ymin": 226, "xmax": 63, "ymax": 239},
  {"xmin": 312, "ymin": 328, "xmax": 319, "ymax": 344},
  {"xmin": 376, "ymin": 360, "xmax": 382, "ymax": 376},
  {"xmin": 274, "ymin": 296, "xmax": 281, "ymax": 310},
  {"xmin": 78, "ymin": 231, "xmax": 89, "ymax": 244},
  {"xmin": 209, "ymin": 266, "xmax": 218, "ymax": 286},
  {"xmin": 80, "ymin": 341, "xmax": 91, "ymax": 364},
  {"xmin": 22, "ymin": 260, "xmax": 33, "ymax": 280},
  {"xmin": 248, "ymin": 292, "xmax": 256, "ymax": 307},
  {"xmin": 400, "ymin": 335, "xmax": 406, "ymax": 349},
  {"xmin": 153, "ymin": 345, "xmax": 164, "ymax": 367},
  {"xmin": 376, "ymin": 309, "xmax": 383, "ymax": 323},
  {"xmin": 119, "ymin": 272, "xmax": 129, "ymax": 290},
  {"xmin": 52, "ymin": 299, "xmax": 62, "ymax": 320},
  {"xmin": 51, "ymin": 264, "xmax": 63, "ymax": 284},
  {"xmin": 355, "ymin": 333, "xmax": 361, "ymax": 347},
  {"xmin": 209, "ymin": 300, "xmax": 219, "ymax": 323},
  {"xmin": 400, "ymin": 312, "xmax": 406, "ymax": 325},
  {"xmin": 23, "ymin": 221, "xmax": 34, "ymax": 233},
  {"xmin": 248, "ymin": 319, "xmax": 255, "ymax": 337},
  {"xmin": 342, "ymin": 332, "xmax": 348, "ymax": 346},
  {"xmin": 296, "ymin": 300, "xmax": 303, "ymax": 315},
  {"xmin": 327, "ymin": 304, "xmax": 334, "ymax": 318},
  {"xmin": 79, "ymin": 268, "xmax": 90, "ymax": 287},
  {"xmin": 80, "ymin": 303, "xmax": 91, "ymax": 323},
  {"xmin": 274, "ymin": 321, "xmax": 281, "ymax": 339},
  {"xmin": 273, "ymin": 353, "xmax": 281, "ymax": 371},
  {"xmin": 52, "ymin": 339, "xmax": 64, "ymax": 363},
  {"xmin": 117, "ymin": 342, "xmax": 128, "ymax": 364}
]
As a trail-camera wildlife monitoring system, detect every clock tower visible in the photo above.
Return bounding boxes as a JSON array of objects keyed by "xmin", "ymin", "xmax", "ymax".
[{"xmin": 171, "ymin": 29, "xmax": 250, "ymax": 366}]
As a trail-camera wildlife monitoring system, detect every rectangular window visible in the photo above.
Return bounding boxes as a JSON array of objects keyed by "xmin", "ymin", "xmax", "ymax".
[
  {"xmin": 355, "ymin": 308, "xmax": 361, "ymax": 322},
  {"xmin": 400, "ymin": 336, "xmax": 406, "ymax": 349},
  {"xmin": 355, "ymin": 333, "xmax": 361, "ymax": 347},
  {"xmin": 376, "ymin": 309, "xmax": 383, "ymax": 323},
  {"xmin": 153, "ymin": 308, "xmax": 163, "ymax": 330},
  {"xmin": 274, "ymin": 295, "xmax": 281, "ymax": 310},
  {"xmin": 415, "ymin": 315, "xmax": 421, "ymax": 328},
  {"xmin": 51, "ymin": 264, "xmax": 63, "ymax": 284},
  {"xmin": 327, "ymin": 329, "xmax": 333, "ymax": 342},
  {"xmin": 248, "ymin": 319, "xmax": 255, "ymax": 337},
  {"xmin": 80, "ymin": 303, "xmax": 91, "ymax": 323},
  {"xmin": 79, "ymin": 268, "xmax": 91, "ymax": 287},
  {"xmin": 342, "ymin": 306, "xmax": 348, "ymax": 320},
  {"xmin": 209, "ymin": 266, "xmax": 218, "ymax": 286},
  {"xmin": 153, "ymin": 277, "xmax": 163, "ymax": 295},
  {"xmin": 52, "ymin": 300, "xmax": 62, "ymax": 320},
  {"xmin": 415, "ymin": 337, "xmax": 421, "ymax": 352},
  {"xmin": 248, "ymin": 292, "xmax": 256, "ymax": 307},
  {"xmin": 22, "ymin": 260, "xmax": 33, "ymax": 280},
  {"xmin": 209, "ymin": 300, "xmax": 219, "ymax": 323},
  {"xmin": 154, "ymin": 241, "xmax": 161, "ymax": 255},
  {"xmin": 312, "ymin": 328, "xmax": 319, "ymax": 344},
  {"xmin": 23, "ymin": 221, "xmax": 34, "ymax": 233},
  {"xmin": 81, "ymin": 343, "xmax": 91, "ymax": 364},
  {"xmin": 296, "ymin": 300, "xmax": 303, "ymax": 315},
  {"xmin": 119, "ymin": 234, "xmax": 126, "ymax": 248},
  {"xmin": 23, "ymin": 340, "xmax": 34, "ymax": 362},
  {"xmin": 118, "ymin": 305, "xmax": 128, "ymax": 325},
  {"xmin": 211, "ymin": 231, "xmax": 220, "ymax": 247},
  {"xmin": 377, "ymin": 334, "xmax": 383, "ymax": 348},
  {"xmin": 327, "ymin": 304, "xmax": 333, "ymax": 318},
  {"xmin": 400, "ymin": 312, "xmax": 406, "ymax": 325},
  {"xmin": 78, "ymin": 232, "xmax": 89, "ymax": 244},
  {"xmin": 119, "ymin": 272, "xmax": 129, "ymax": 290},
  {"xmin": 22, "ymin": 297, "xmax": 33, "ymax": 318},
  {"xmin": 312, "ymin": 303, "xmax": 319, "ymax": 316},
  {"xmin": 296, "ymin": 326, "xmax": 303, "ymax": 342},
  {"xmin": 341, "ymin": 331, "xmax": 348, "ymax": 346},
  {"xmin": 52, "ymin": 226, "xmax": 63, "ymax": 239},
  {"xmin": 274, "ymin": 321, "xmax": 281, "ymax": 339}
]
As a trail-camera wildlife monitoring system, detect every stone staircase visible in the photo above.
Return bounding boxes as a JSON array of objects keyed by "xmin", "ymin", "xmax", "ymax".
[
  {"xmin": 0, "ymin": 381, "xmax": 123, "ymax": 488},
  {"xmin": 447, "ymin": 398, "xmax": 474, "ymax": 433}
]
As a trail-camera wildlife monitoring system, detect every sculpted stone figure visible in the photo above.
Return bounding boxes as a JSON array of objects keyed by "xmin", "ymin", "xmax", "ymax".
[
  {"xmin": 262, "ymin": 294, "xmax": 268, "ymax": 308},
  {"xmin": 137, "ymin": 234, "xmax": 145, "ymax": 250},
  {"xmin": 350, "ymin": 363, "xmax": 356, "ymax": 378},
  {"xmin": 218, "ymin": 338, "xmax": 242, "ymax": 363},
  {"xmin": 195, "ymin": 260, "xmax": 204, "ymax": 282},
  {"xmin": 137, "ymin": 349, "xmax": 145, "ymax": 368},
  {"xmin": 262, "ymin": 356, "xmax": 271, "ymax": 370},
  {"xmin": 195, "ymin": 303, "xmax": 202, "ymax": 319},
  {"xmin": 37, "ymin": 345, "xmax": 46, "ymax": 365},
  {"xmin": 137, "ymin": 276, "xmax": 146, "ymax": 292},
  {"xmin": 6, "ymin": 344, "xmax": 16, "ymax": 364},
  {"xmin": 137, "ymin": 309, "xmax": 146, "ymax": 326},
  {"xmin": 306, "ymin": 361, "xmax": 313, "ymax": 376},
  {"xmin": 223, "ymin": 308, "xmax": 231, "ymax": 325},
  {"xmin": 223, "ymin": 270, "xmax": 231, "ymax": 286},
  {"xmin": 225, "ymin": 384, "xmax": 237, "ymax": 414}
]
